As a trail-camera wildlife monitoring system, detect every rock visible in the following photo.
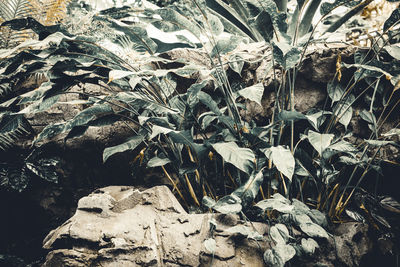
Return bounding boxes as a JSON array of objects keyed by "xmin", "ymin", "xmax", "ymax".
[
  {"xmin": 333, "ymin": 222, "xmax": 373, "ymax": 266},
  {"xmin": 42, "ymin": 185, "xmax": 270, "ymax": 266}
]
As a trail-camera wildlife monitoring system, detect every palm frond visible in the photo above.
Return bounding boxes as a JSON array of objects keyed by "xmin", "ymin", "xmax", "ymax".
[
  {"xmin": 0, "ymin": 113, "xmax": 32, "ymax": 150},
  {"xmin": 0, "ymin": 0, "xmax": 37, "ymax": 20},
  {"xmin": 43, "ymin": 0, "xmax": 71, "ymax": 25},
  {"xmin": 0, "ymin": 0, "xmax": 41, "ymax": 46}
]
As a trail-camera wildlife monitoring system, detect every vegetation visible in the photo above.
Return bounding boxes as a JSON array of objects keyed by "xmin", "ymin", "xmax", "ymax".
[{"xmin": 0, "ymin": 0, "xmax": 400, "ymax": 265}]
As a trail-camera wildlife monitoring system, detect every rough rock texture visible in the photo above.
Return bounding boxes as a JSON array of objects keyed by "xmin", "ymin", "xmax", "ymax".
[
  {"xmin": 42, "ymin": 186, "xmax": 270, "ymax": 267},
  {"xmin": 333, "ymin": 223, "xmax": 373, "ymax": 266},
  {"xmin": 42, "ymin": 185, "xmax": 380, "ymax": 267}
]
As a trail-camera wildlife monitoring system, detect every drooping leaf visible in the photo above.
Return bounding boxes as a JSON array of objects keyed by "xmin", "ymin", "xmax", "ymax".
[
  {"xmin": 384, "ymin": 8, "xmax": 400, "ymax": 32},
  {"xmin": 212, "ymin": 194, "xmax": 242, "ymax": 214},
  {"xmin": 147, "ymin": 156, "xmax": 171, "ymax": 167},
  {"xmin": 277, "ymin": 110, "xmax": 306, "ymax": 122},
  {"xmin": 212, "ymin": 142, "xmax": 255, "ymax": 174},
  {"xmin": 0, "ymin": 113, "xmax": 32, "ymax": 150},
  {"xmin": 301, "ymin": 238, "xmax": 319, "ymax": 254},
  {"xmin": 256, "ymin": 194, "xmax": 293, "ymax": 213},
  {"xmin": 226, "ymin": 225, "xmax": 252, "ymax": 236},
  {"xmin": 232, "ymin": 168, "xmax": 265, "ymax": 206},
  {"xmin": 307, "ymin": 130, "xmax": 334, "ymax": 156},
  {"xmin": 264, "ymin": 244, "xmax": 296, "ymax": 267},
  {"xmin": 384, "ymin": 44, "xmax": 400, "ymax": 60},
  {"xmin": 270, "ymin": 224, "xmax": 288, "ymax": 245},
  {"xmin": 327, "ymin": 80, "xmax": 345, "ymax": 104},
  {"xmin": 228, "ymin": 54, "xmax": 244, "ymax": 76},
  {"xmin": 235, "ymin": 83, "xmax": 264, "ymax": 106},
  {"xmin": 103, "ymin": 135, "xmax": 144, "ymax": 162},
  {"xmin": 299, "ymin": 222, "xmax": 329, "ymax": 239},
  {"xmin": 202, "ymin": 196, "xmax": 216, "ymax": 208},
  {"xmin": 382, "ymin": 128, "xmax": 400, "ymax": 138},
  {"xmin": 334, "ymin": 103, "xmax": 352, "ymax": 129},
  {"xmin": 263, "ymin": 146, "xmax": 295, "ymax": 180},
  {"xmin": 364, "ymin": 140, "xmax": 396, "ymax": 146}
]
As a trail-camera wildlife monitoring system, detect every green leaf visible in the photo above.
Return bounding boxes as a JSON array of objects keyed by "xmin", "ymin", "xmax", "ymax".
[
  {"xmin": 306, "ymin": 111, "xmax": 329, "ymax": 131},
  {"xmin": 0, "ymin": 113, "xmax": 31, "ymax": 150},
  {"xmin": 229, "ymin": 54, "xmax": 245, "ymax": 76},
  {"xmin": 307, "ymin": 130, "xmax": 334, "ymax": 156},
  {"xmin": 263, "ymin": 146, "xmax": 295, "ymax": 180},
  {"xmin": 226, "ymin": 225, "xmax": 252, "ymax": 236},
  {"xmin": 307, "ymin": 209, "xmax": 327, "ymax": 227},
  {"xmin": 212, "ymin": 142, "xmax": 255, "ymax": 174},
  {"xmin": 364, "ymin": 140, "xmax": 396, "ymax": 146},
  {"xmin": 109, "ymin": 70, "xmax": 135, "ymax": 82},
  {"xmin": 277, "ymin": 110, "xmax": 306, "ymax": 122},
  {"xmin": 270, "ymin": 224, "xmax": 289, "ymax": 245},
  {"xmin": 147, "ymin": 156, "xmax": 171, "ymax": 167},
  {"xmin": 232, "ymin": 168, "xmax": 265, "ymax": 206},
  {"xmin": 256, "ymin": 194, "xmax": 294, "ymax": 213},
  {"xmin": 212, "ymin": 194, "xmax": 242, "ymax": 214},
  {"xmin": 384, "ymin": 44, "xmax": 400, "ymax": 60},
  {"xmin": 328, "ymin": 140, "xmax": 357, "ymax": 153},
  {"xmin": 198, "ymin": 91, "xmax": 222, "ymax": 116},
  {"xmin": 382, "ymin": 128, "xmax": 400, "ymax": 138},
  {"xmin": 301, "ymin": 238, "xmax": 319, "ymax": 254},
  {"xmin": 272, "ymin": 41, "xmax": 301, "ymax": 70},
  {"xmin": 264, "ymin": 244, "xmax": 296, "ymax": 267},
  {"xmin": 208, "ymin": 13, "xmax": 224, "ymax": 35},
  {"xmin": 202, "ymin": 196, "xmax": 216, "ymax": 208},
  {"xmin": 384, "ymin": 8, "xmax": 400, "ymax": 32},
  {"xmin": 103, "ymin": 135, "xmax": 144, "ymax": 162},
  {"xmin": 299, "ymin": 222, "xmax": 329, "ymax": 239},
  {"xmin": 334, "ymin": 103, "xmax": 352, "ymax": 129},
  {"xmin": 235, "ymin": 83, "xmax": 264, "ymax": 106},
  {"xmin": 327, "ymin": 80, "xmax": 344, "ymax": 104}
]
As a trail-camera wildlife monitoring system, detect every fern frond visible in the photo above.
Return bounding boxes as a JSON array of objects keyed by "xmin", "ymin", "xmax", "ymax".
[
  {"xmin": 0, "ymin": 0, "xmax": 41, "ymax": 46},
  {"xmin": 43, "ymin": 0, "xmax": 71, "ymax": 25},
  {"xmin": 0, "ymin": 0, "xmax": 37, "ymax": 20},
  {"xmin": 0, "ymin": 83, "xmax": 13, "ymax": 99},
  {"xmin": 0, "ymin": 113, "xmax": 32, "ymax": 150}
]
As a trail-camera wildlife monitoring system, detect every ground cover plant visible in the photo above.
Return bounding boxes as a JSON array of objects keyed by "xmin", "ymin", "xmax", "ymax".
[{"xmin": 0, "ymin": 0, "xmax": 400, "ymax": 265}]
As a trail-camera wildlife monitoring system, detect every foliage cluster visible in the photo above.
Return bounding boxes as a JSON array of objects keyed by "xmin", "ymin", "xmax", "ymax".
[{"xmin": 1, "ymin": 0, "xmax": 400, "ymax": 265}]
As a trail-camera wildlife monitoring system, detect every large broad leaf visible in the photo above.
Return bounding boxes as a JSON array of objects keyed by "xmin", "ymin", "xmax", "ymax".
[
  {"xmin": 277, "ymin": 110, "xmax": 306, "ymax": 122},
  {"xmin": 299, "ymin": 222, "xmax": 329, "ymax": 239},
  {"xmin": 264, "ymin": 244, "xmax": 296, "ymax": 267},
  {"xmin": 232, "ymin": 168, "xmax": 265, "ymax": 206},
  {"xmin": 263, "ymin": 146, "xmax": 295, "ymax": 181},
  {"xmin": 103, "ymin": 135, "xmax": 144, "ymax": 162},
  {"xmin": 384, "ymin": 8, "xmax": 400, "ymax": 32},
  {"xmin": 256, "ymin": 193, "xmax": 293, "ymax": 213},
  {"xmin": 212, "ymin": 142, "xmax": 255, "ymax": 174},
  {"xmin": 235, "ymin": 83, "xmax": 264, "ymax": 106},
  {"xmin": 333, "ymin": 102, "xmax": 352, "ymax": 129},
  {"xmin": 327, "ymin": 80, "xmax": 345, "ymax": 104},
  {"xmin": 272, "ymin": 41, "xmax": 301, "ymax": 70},
  {"xmin": 212, "ymin": 194, "xmax": 242, "ymax": 214},
  {"xmin": 307, "ymin": 130, "xmax": 334, "ymax": 156},
  {"xmin": 301, "ymin": 238, "xmax": 319, "ymax": 254},
  {"xmin": 384, "ymin": 44, "xmax": 400, "ymax": 60},
  {"xmin": 270, "ymin": 224, "xmax": 290, "ymax": 245},
  {"xmin": 0, "ymin": 113, "xmax": 32, "ymax": 150}
]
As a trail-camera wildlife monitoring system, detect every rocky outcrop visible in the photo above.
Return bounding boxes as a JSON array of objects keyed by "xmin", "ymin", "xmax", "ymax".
[
  {"xmin": 42, "ymin": 185, "xmax": 270, "ymax": 266},
  {"xmin": 42, "ymin": 185, "xmax": 379, "ymax": 267}
]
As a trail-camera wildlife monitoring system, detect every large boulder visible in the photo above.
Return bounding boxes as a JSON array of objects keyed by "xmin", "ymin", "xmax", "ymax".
[{"xmin": 42, "ymin": 185, "xmax": 270, "ymax": 266}]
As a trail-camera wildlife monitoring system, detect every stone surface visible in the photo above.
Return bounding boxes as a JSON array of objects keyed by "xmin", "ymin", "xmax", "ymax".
[{"xmin": 42, "ymin": 185, "xmax": 270, "ymax": 266}]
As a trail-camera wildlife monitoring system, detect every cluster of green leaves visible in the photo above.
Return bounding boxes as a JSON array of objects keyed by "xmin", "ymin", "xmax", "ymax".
[{"xmin": 0, "ymin": 0, "xmax": 400, "ymax": 264}]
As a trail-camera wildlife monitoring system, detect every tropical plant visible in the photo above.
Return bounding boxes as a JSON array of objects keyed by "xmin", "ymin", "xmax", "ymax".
[
  {"xmin": 0, "ymin": 0, "xmax": 71, "ymax": 47},
  {"xmin": 0, "ymin": 0, "xmax": 400, "ymax": 264}
]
